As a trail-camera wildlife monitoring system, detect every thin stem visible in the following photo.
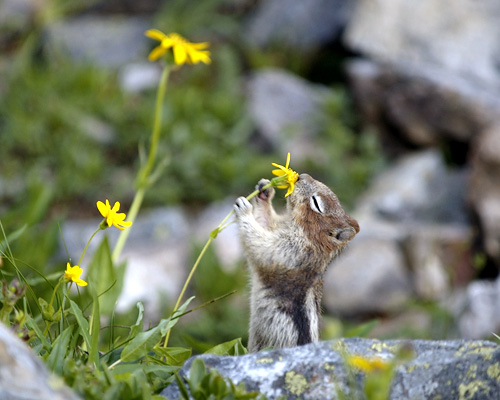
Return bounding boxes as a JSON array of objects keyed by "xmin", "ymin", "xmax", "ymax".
[
  {"xmin": 112, "ymin": 65, "xmax": 170, "ymax": 263},
  {"xmin": 112, "ymin": 188, "xmax": 145, "ymax": 263},
  {"xmin": 161, "ymin": 182, "xmax": 274, "ymax": 348},
  {"xmin": 78, "ymin": 227, "xmax": 102, "ymax": 267},
  {"xmin": 139, "ymin": 65, "xmax": 170, "ymax": 186},
  {"xmin": 162, "ymin": 236, "xmax": 213, "ymax": 348}
]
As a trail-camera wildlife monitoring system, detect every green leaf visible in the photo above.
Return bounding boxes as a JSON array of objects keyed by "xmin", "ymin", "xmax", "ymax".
[
  {"xmin": 87, "ymin": 237, "xmax": 126, "ymax": 316},
  {"xmin": 0, "ymin": 224, "xmax": 27, "ymax": 249},
  {"xmin": 127, "ymin": 302, "xmax": 144, "ymax": 341},
  {"xmin": 159, "ymin": 296, "xmax": 196, "ymax": 337},
  {"xmin": 69, "ymin": 299, "xmax": 91, "ymax": 350},
  {"xmin": 345, "ymin": 319, "xmax": 379, "ymax": 338},
  {"xmin": 24, "ymin": 313, "xmax": 50, "ymax": 352},
  {"xmin": 120, "ymin": 297, "xmax": 194, "ymax": 363},
  {"xmin": 120, "ymin": 325, "xmax": 163, "ymax": 363},
  {"xmin": 89, "ymin": 286, "xmax": 101, "ymax": 367},
  {"xmin": 204, "ymin": 338, "xmax": 247, "ymax": 356},
  {"xmin": 152, "ymin": 346, "xmax": 192, "ymax": 366},
  {"xmin": 188, "ymin": 358, "xmax": 206, "ymax": 391},
  {"xmin": 175, "ymin": 372, "xmax": 191, "ymax": 400},
  {"xmin": 46, "ymin": 325, "xmax": 73, "ymax": 375}
]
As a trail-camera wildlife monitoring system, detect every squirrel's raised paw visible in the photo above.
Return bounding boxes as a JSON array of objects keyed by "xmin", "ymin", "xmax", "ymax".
[
  {"xmin": 234, "ymin": 196, "xmax": 253, "ymax": 217},
  {"xmin": 256, "ymin": 179, "xmax": 275, "ymax": 202}
]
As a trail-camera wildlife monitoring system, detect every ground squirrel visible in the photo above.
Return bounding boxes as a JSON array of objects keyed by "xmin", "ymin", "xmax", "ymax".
[{"xmin": 234, "ymin": 173, "xmax": 359, "ymax": 352}]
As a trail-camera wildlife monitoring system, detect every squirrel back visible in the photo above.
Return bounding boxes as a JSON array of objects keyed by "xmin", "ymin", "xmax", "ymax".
[{"xmin": 234, "ymin": 173, "xmax": 359, "ymax": 352}]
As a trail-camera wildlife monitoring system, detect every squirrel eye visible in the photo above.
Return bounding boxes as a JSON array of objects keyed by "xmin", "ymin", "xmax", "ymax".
[{"xmin": 310, "ymin": 195, "xmax": 324, "ymax": 214}]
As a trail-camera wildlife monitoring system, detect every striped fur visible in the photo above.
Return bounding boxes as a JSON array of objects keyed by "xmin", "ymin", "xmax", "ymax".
[{"xmin": 234, "ymin": 174, "xmax": 359, "ymax": 352}]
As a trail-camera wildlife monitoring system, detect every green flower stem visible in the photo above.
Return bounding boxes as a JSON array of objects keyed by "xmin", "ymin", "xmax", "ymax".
[
  {"xmin": 162, "ymin": 181, "xmax": 275, "ymax": 348},
  {"xmin": 112, "ymin": 65, "xmax": 170, "ymax": 263},
  {"xmin": 78, "ymin": 227, "xmax": 102, "ymax": 267},
  {"xmin": 43, "ymin": 278, "xmax": 64, "ymax": 336},
  {"xmin": 112, "ymin": 189, "xmax": 144, "ymax": 263}
]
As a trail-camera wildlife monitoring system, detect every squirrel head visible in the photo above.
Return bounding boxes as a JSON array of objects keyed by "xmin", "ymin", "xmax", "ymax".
[{"xmin": 288, "ymin": 173, "xmax": 360, "ymax": 257}]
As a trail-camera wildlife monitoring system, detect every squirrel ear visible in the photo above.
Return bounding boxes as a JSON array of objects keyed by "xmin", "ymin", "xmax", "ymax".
[{"xmin": 334, "ymin": 227, "xmax": 357, "ymax": 243}]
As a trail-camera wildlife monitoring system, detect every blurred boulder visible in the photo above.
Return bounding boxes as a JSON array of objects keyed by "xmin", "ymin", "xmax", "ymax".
[
  {"xmin": 458, "ymin": 277, "xmax": 500, "ymax": 339},
  {"xmin": 0, "ymin": 323, "xmax": 81, "ymax": 400},
  {"xmin": 245, "ymin": 0, "xmax": 353, "ymax": 50},
  {"xmin": 356, "ymin": 149, "xmax": 469, "ymax": 223},
  {"xmin": 345, "ymin": 0, "xmax": 500, "ymax": 88},
  {"xmin": 0, "ymin": 0, "xmax": 37, "ymax": 29},
  {"xmin": 47, "ymin": 15, "xmax": 151, "ymax": 67},
  {"xmin": 246, "ymin": 68, "xmax": 331, "ymax": 161},
  {"xmin": 324, "ymin": 149, "xmax": 474, "ymax": 316},
  {"xmin": 119, "ymin": 62, "xmax": 162, "ymax": 93},
  {"xmin": 324, "ymin": 238, "xmax": 412, "ymax": 316},
  {"xmin": 162, "ymin": 338, "xmax": 500, "ymax": 400},
  {"xmin": 469, "ymin": 122, "xmax": 500, "ymax": 266},
  {"xmin": 403, "ymin": 224, "xmax": 474, "ymax": 301},
  {"xmin": 346, "ymin": 59, "xmax": 500, "ymax": 148}
]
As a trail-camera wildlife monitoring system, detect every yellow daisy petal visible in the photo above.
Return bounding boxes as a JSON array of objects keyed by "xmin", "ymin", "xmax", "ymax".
[
  {"xmin": 145, "ymin": 29, "xmax": 167, "ymax": 41},
  {"xmin": 173, "ymin": 44, "xmax": 188, "ymax": 65},
  {"xmin": 148, "ymin": 45, "xmax": 167, "ymax": 61}
]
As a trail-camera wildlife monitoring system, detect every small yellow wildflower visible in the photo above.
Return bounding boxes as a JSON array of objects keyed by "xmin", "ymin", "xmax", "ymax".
[
  {"xmin": 347, "ymin": 354, "xmax": 391, "ymax": 373},
  {"xmin": 64, "ymin": 263, "xmax": 88, "ymax": 287},
  {"xmin": 272, "ymin": 152, "xmax": 299, "ymax": 197},
  {"xmin": 145, "ymin": 30, "xmax": 211, "ymax": 65},
  {"xmin": 97, "ymin": 199, "xmax": 132, "ymax": 231}
]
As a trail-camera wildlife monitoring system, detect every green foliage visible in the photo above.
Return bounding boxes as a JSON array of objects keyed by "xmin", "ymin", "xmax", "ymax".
[
  {"xmin": 168, "ymin": 244, "xmax": 249, "ymax": 351},
  {"xmin": 175, "ymin": 359, "xmax": 262, "ymax": 400}
]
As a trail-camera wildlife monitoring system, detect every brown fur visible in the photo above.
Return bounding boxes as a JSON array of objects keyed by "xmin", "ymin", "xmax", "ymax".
[{"xmin": 234, "ymin": 173, "xmax": 359, "ymax": 352}]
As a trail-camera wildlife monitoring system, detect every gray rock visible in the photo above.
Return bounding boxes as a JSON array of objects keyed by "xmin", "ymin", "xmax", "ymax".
[
  {"xmin": 459, "ymin": 278, "xmax": 500, "ymax": 339},
  {"xmin": 119, "ymin": 62, "xmax": 162, "ymax": 93},
  {"xmin": 323, "ymin": 238, "xmax": 412, "ymax": 316},
  {"xmin": 245, "ymin": 0, "xmax": 353, "ymax": 49},
  {"xmin": 246, "ymin": 68, "xmax": 331, "ymax": 161},
  {"xmin": 0, "ymin": 323, "xmax": 80, "ymax": 400},
  {"xmin": 469, "ymin": 122, "xmax": 500, "ymax": 265},
  {"xmin": 356, "ymin": 149, "xmax": 469, "ymax": 224},
  {"xmin": 345, "ymin": 0, "xmax": 500, "ymax": 88},
  {"xmin": 46, "ymin": 16, "xmax": 151, "ymax": 67},
  {"xmin": 161, "ymin": 338, "xmax": 500, "ymax": 399},
  {"xmin": 0, "ymin": 0, "xmax": 36, "ymax": 28},
  {"xmin": 346, "ymin": 59, "xmax": 500, "ymax": 146},
  {"xmin": 403, "ymin": 223, "xmax": 474, "ymax": 300}
]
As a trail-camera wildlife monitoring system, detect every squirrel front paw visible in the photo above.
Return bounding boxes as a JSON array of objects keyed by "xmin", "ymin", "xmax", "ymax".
[
  {"xmin": 234, "ymin": 197, "xmax": 253, "ymax": 217},
  {"xmin": 256, "ymin": 179, "xmax": 275, "ymax": 202}
]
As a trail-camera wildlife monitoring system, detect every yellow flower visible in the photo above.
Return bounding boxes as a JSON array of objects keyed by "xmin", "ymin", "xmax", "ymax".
[
  {"xmin": 347, "ymin": 355, "xmax": 390, "ymax": 373},
  {"xmin": 272, "ymin": 152, "xmax": 299, "ymax": 197},
  {"xmin": 145, "ymin": 30, "xmax": 211, "ymax": 65},
  {"xmin": 64, "ymin": 263, "xmax": 88, "ymax": 287},
  {"xmin": 97, "ymin": 199, "xmax": 133, "ymax": 231}
]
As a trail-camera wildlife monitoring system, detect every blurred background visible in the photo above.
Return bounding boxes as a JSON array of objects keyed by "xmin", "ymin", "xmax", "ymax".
[{"xmin": 1, "ymin": 0, "xmax": 500, "ymax": 351}]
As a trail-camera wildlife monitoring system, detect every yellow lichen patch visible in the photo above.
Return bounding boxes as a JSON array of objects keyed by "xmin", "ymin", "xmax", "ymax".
[
  {"xmin": 466, "ymin": 364, "xmax": 478, "ymax": 380},
  {"xmin": 324, "ymin": 362, "xmax": 335, "ymax": 371},
  {"xmin": 256, "ymin": 358, "xmax": 274, "ymax": 364},
  {"xmin": 406, "ymin": 364, "xmax": 417, "ymax": 373},
  {"xmin": 454, "ymin": 343, "xmax": 497, "ymax": 361},
  {"xmin": 458, "ymin": 380, "xmax": 490, "ymax": 400},
  {"xmin": 487, "ymin": 363, "xmax": 500, "ymax": 383},
  {"xmin": 285, "ymin": 371, "xmax": 309, "ymax": 396},
  {"xmin": 370, "ymin": 341, "xmax": 399, "ymax": 354},
  {"xmin": 331, "ymin": 339, "xmax": 347, "ymax": 353}
]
